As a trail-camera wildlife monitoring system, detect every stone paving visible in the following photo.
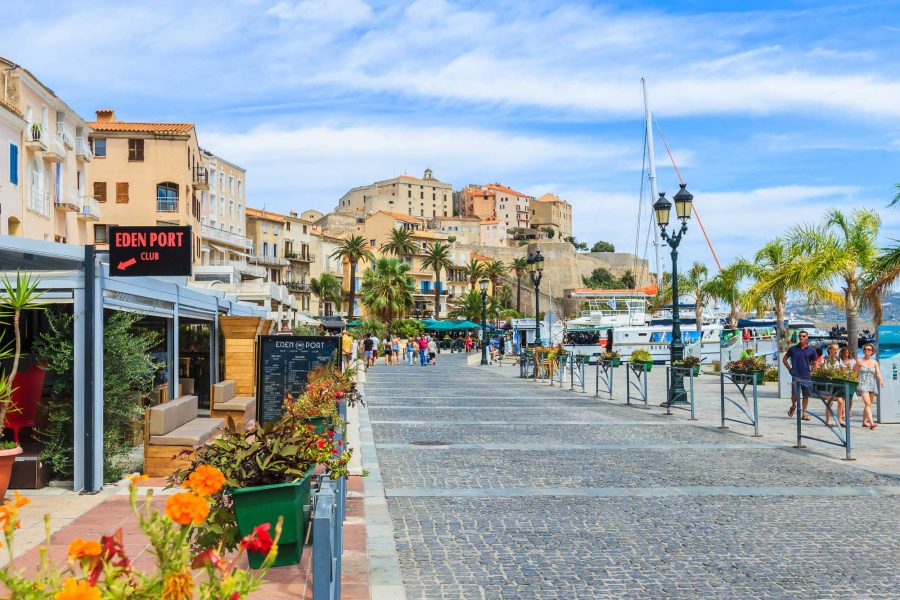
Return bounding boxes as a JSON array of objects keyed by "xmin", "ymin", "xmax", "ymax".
[{"xmin": 364, "ymin": 353, "xmax": 900, "ymax": 599}]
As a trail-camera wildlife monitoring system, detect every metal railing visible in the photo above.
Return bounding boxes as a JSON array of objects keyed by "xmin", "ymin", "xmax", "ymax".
[
  {"xmin": 55, "ymin": 187, "xmax": 81, "ymax": 212},
  {"xmin": 57, "ymin": 125, "xmax": 74, "ymax": 149},
  {"xmin": 204, "ymin": 259, "xmax": 267, "ymax": 278},
  {"xmin": 200, "ymin": 223, "xmax": 253, "ymax": 249},
  {"xmin": 157, "ymin": 195, "xmax": 179, "ymax": 213},
  {"xmin": 28, "ymin": 189, "xmax": 51, "ymax": 216},
  {"xmin": 46, "ymin": 136, "xmax": 66, "ymax": 161},
  {"xmin": 75, "ymin": 137, "xmax": 93, "ymax": 161},
  {"xmin": 193, "ymin": 166, "xmax": 209, "ymax": 188},
  {"xmin": 286, "ymin": 251, "xmax": 316, "ymax": 262},
  {"xmin": 26, "ymin": 125, "xmax": 48, "ymax": 150},
  {"xmin": 312, "ymin": 414, "xmax": 348, "ymax": 600},
  {"xmin": 249, "ymin": 253, "xmax": 289, "ymax": 267},
  {"xmin": 78, "ymin": 196, "xmax": 101, "ymax": 221},
  {"xmin": 286, "ymin": 281, "xmax": 312, "ymax": 293}
]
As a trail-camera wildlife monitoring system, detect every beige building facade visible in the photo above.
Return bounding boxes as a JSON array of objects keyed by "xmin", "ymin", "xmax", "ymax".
[
  {"xmin": 457, "ymin": 185, "xmax": 495, "ymax": 221},
  {"xmin": 531, "ymin": 193, "xmax": 573, "ymax": 240},
  {"xmin": 86, "ymin": 110, "xmax": 204, "ymax": 260},
  {"xmin": 0, "ymin": 59, "xmax": 96, "ymax": 243},
  {"xmin": 336, "ymin": 169, "xmax": 453, "ymax": 219},
  {"xmin": 488, "ymin": 183, "xmax": 532, "ymax": 237},
  {"xmin": 429, "ymin": 215, "xmax": 481, "ymax": 245}
]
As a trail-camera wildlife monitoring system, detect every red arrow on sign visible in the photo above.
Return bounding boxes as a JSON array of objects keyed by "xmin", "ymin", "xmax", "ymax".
[{"xmin": 117, "ymin": 258, "xmax": 137, "ymax": 271}]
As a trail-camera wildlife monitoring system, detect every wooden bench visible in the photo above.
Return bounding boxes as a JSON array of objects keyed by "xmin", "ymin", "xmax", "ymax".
[
  {"xmin": 143, "ymin": 395, "xmax": 223, "ymax": 477},
  {"xmin": 209, "ymin": 380, "xmax": 255, "ymax": 430}
]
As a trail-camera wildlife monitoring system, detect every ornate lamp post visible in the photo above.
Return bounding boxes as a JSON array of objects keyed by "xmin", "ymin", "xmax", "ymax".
[
  {"xmin": 653, "ymin": 184, "xmax": 693, "ymax": 404},
  {"xmin": 527, "ymin": 251, "xmax": 545, "ymax": 347},
  {"xmin": 480, "ymin": 278, "xmax": 490, "ymax": 365}
]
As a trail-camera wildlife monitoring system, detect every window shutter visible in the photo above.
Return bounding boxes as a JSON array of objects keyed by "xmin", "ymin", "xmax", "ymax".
[
  {"xmin": 94, "ymin": 181, "xmax": 107, "ymax": 203},
  {"xmin": 116, "ymin": 182, "xmax": 129, "ymax": 203},
  {"xmin": 9, "ymin": 143, "xmax": 17, "ymax": 184}
]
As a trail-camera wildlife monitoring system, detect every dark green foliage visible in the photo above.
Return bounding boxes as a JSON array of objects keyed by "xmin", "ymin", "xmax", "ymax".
[
  {"xmin": 591, "ymin": 240, "xmax": 616, "ymax": 253},
  {"xmin": 390, "ymin": 318, "xmax": 424, "ymax": 339},
  {"xmin": 582, "ymin": 268, "xmax": 637, "ymax": 290}
]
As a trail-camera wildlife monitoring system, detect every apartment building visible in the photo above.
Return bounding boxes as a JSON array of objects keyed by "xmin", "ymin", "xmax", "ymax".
[
  {"xmin": 531, "ymin": 193, "xmax": 573, "ymax": 240},
  {"xmin": 428, "ymin": 215, "xmax": 481, "ymax": 245},
  {"xmin": 488, "ymin": 183, "xmax": 532, "ymax": 235},
  {"xmin": 480, "ymin": 219, "xmax": 504, "ymax": 247},
  {"xmin": 283, "ymin": 211, "xmax": 318, "ymax": 313},
  {"xmin": 335, "ymin": 168, "xmax": 454, "ymax": 219},
  {"xmin": 457, "ymin": 185, "xmax": 495, "ymax": 221},
  {"xmin": 310, "ymin": 228, "xmax": 344, "ymax": 317},
  {"xmin": 245, "ymin": 207, "xmax": 289, "ymax": 284},
  {"xmin": 0, "ymin": 58, "xmax": 96, "ymax": 243},
  {"xmin": 86, "ymin": 110, "xmax": 204, "ymax": 259}
]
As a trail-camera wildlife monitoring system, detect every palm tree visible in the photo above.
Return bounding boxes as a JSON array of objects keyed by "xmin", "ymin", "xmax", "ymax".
[
  {"xmin": 779, "ymin": 209, "xmax": 880, "ymax": 355},
  {"xmin": 511, "ymin": 257, "xmax": 528, "ymax": 313},
  {"xmin": 360, "ymin": 258, "xmax": 414, "ymax": 333},
  {"xmin": 679, "ymin": 262, "xmax": 710, "ymax": 333},
  {"xmin": 703, "ymin": 262, "xmax": 746, "ymax": 330},
  {"xmin": 380, "ymin": 227, "xmax": 418, "ymax": 260},
  {"xmin": 310, "ymin": 273, "xmax": 343, "ymax": 316},
  {"xmin": 862, "ymin": 244, "xmax": 900, "ymax": 328},
  {"xmin": 483, "ymin": 260, "xmax": 507, "ymax": 295},
  {"xmin": 420, "ymin": 242, "xmax": 453, "ymax": 318},
  {"xmin": 463, "ymin": 258, "xmax": 484, "ymax": 290},
  {"xmin": 330, "ymin": 235, "xmax": 374, "ymax": 323},
  {"xmin": 449, "ymin": 289, "xmax": 499, "ymax": 322},
  {"xmin": 648, "ymin": 272, "xmax": 673, "ymax": 315}
]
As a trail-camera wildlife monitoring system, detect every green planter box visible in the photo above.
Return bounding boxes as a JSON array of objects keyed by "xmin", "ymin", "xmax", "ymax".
[
  {"xmin": 305, "ymin": 416, "xmax": 329, "ymax": 434},
  {"xmin": 229, "ymin": 467, "xmax": 315, "ymax": 569},
  {"xmin": 811, "ymin": 377, "xmax": 858, "ymax": 397},
  {"xmin": 630, "ymin": 360, "xmax": 653, "ymax": 372},
  {"xmin": 732, "ymin": 369, "xmax": 764, "ymax": 385},
  {"xmin": 675, "ymin": 365, "xmax": 701, "ymax": 377},
  {"xmin": 603, "ymin": 357, "xmax": 621, "ymax": 367}
]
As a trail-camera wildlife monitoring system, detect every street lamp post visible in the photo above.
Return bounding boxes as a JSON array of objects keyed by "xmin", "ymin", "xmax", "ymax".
[
  {"xmin": 653, "ymin": 184, "xmax": 693, "ymax": 405},
  {"xmin": 480, "ymin": 278, "xmax": 490, "ymax": 365},
  {"xmin": 527, "ymin": 251, "xmax": 545, "ymax": 347}
]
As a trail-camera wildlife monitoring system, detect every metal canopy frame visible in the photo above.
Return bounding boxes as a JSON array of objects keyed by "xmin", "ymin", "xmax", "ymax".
[{"xmin": 0, "ymin": 235, "xmax": 265, "ymax": 493}]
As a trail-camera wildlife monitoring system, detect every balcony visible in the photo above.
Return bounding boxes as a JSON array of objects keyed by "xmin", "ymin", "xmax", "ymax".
[
  {"xmin": 44, "ymin": 136, "xmax": 66, "ymax": 162},
  {"xmin": 78, "ymin": 196, "xmax": 101, "ymax": 221},
  {"xmin": 250, "ymin": 253, "xmax": 289, "ymax": 267},
  {"xmin": 57, "ymin": 126, "xmax": 75, "ymax": 150},
  {"xmin": 75, "ymin": 137, "xmax": 93, "ymax": 162},
  {"xmin": 201, "ymin": 224, "xmax": 253, "ymax": 250},
  {"xmin": 193, "ymin": 166, "xmax": 209, "ymax": 190},
  {"xmin": 286, "ymin": 281, "xmax": 312, "ymax": 293},
  {"xmin": 285, "ymin": 251, "xmax": 315, "ymax": 263},
  {"xmin": 55, "ymin": 188, "xmax": 81, "ymax": 212},
  {"xmin": 25, "ymin": 125, "xmax": 48, "ymax": 151},
  {"xmin": 205, "ymin": 259, "xmax": 267, "ymax": 279},
  {"xmin": 157, "ymin": 195, "xmax": 179, "ymax": 213}
]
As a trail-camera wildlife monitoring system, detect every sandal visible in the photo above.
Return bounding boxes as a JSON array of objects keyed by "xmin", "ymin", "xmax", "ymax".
[
  {"xmin": 788, "ymin": 406, "xmax": 796, "ymax": 418},
  {"xmin": 801, "ymin": 414, "xmax": 811, "ymax": 421}
]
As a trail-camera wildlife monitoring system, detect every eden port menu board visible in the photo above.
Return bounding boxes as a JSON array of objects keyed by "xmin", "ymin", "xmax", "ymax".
[{"xmin": 256, "ymin": 335, "xmax": 340, "ymax": 424}]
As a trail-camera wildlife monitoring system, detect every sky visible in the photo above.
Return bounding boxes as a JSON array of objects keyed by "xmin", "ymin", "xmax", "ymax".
[{"xmin": 3, "ymin": 0, "xmax": 900, "ymax": 271}]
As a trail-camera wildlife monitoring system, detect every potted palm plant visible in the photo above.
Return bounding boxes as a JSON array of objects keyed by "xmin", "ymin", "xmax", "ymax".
[
  {"xmin": 629, "ymin": 349, "xmax": 654, "ymax": 372},
  {"xmin": 0, "ymin": 272, "xmax": 45, "ymax": 499}
]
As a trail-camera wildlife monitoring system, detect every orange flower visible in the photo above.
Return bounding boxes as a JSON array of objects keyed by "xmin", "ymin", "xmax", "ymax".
[
  {"xmin": 165, "ymin": 492, "xmax": 209, "ymax": 526},
  {"xmin": 55, "ymin": 578, "xmax": 100, "ymax": 600},
  {"xmin": 161, "ymin": 569, "xmax": 194, "ymax": 600},
  {"xmin": 67, "ymin": 538, "xmax": 102, "ymax": 560},
  {"xmin": 0, "ymin": 491, "xmax": 30, "ymax": 535},
  {"xmin": 127, "ymin": 473, "xmax": 149, "ymax": 487},
  {"xmin": 182, "ymin": 465, "xmax": 225, "ymax": 497}
]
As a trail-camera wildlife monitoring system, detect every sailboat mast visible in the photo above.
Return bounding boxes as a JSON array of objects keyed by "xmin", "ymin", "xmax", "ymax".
[{"xmin": 641, "ymin": 78, "xmax": 663, "ymax": 283}]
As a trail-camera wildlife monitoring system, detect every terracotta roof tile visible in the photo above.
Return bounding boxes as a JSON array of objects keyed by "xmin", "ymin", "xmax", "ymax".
[
  {"xmin": 87, "ymin": 121, "xmax": 195, "ymax": 134},
  {"xmin": 375, "ymin": 211, "xmax": 421, "ymax": 223},
  {"xmin": 480, "ymin": 219, "xmax": 500, "ymax": 225},
  {"xmin": 487, "ymin": 183, "xmax": 528, "ymax": 198},
  {"xmin": 246, "ymin": 207, "xmax": 287, "ymax": 223}
]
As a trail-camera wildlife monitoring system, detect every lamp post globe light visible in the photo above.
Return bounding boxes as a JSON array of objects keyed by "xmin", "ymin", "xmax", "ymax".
[
  {"xmin": 527, "ymin": 251, "xmax": 545, "ymax": 347},
  {"xmin": 480, "ymin": 278, "xmax": 490, "ymax": 365},
  {"xmin": 653, "ymin": 183, "xmax": 693, "ymax": 405}
]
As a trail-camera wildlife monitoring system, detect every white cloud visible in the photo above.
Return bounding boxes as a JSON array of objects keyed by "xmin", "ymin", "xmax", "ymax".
[{"xmin": 267, "ymin": 0, "xmax": 372, "ymax": 27}]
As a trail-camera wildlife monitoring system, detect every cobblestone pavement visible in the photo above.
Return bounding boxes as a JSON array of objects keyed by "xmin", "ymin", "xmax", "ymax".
[{"xmin": 365, "ymin": 354, "xmax": 900, "ymax": 599}]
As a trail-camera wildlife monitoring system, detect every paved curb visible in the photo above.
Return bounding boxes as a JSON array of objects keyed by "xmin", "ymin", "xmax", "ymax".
[{"xmin": 358, "ymin": 382, "xmax": 408, "ymax": 600}]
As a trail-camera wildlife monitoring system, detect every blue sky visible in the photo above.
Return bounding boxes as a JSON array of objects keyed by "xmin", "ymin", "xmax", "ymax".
[{"xmin": 4, "ymin": 0, "xmax": 899, "ymax": 268}]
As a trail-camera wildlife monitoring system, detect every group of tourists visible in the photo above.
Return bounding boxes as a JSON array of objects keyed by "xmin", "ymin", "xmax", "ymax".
[
  {"xmin": 340, "ymin": 330, "xmax": 441, "ymax": 368},
  {"xmin": 783, "ymin": 331, "xmax": 884, "ymax": 430}
]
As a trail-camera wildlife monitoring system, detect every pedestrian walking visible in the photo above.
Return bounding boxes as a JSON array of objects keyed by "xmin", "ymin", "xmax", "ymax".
[
  {"xmin": 392, "ymin": 336, "xmax": 401, "ymax": 366},
  {"xmin": 362, "ymin": 333, "xmax": 375, "ymax": 368},
  {"xmin": 341, "ymin": 330, "xmax": 353, "ymax": 371},
  {"xmin": 465, "ymin": 334, "xmax": 472, "ymax": 354},
  {"xmin": 782, "ymin": 330, "xmax": 818, "ymax": 421},
  {"xmin": 407, "ymin": 339, "xmax": 416, "ymax": 366},
  {"xmin": 427, "ymin": 337, "xmax": 437, "ymax": 365},
  {"xmin": 853, "ymin": 344, "xmax": 884, "ymax": 430},
  {"xmin": 382, "ymin": 335, "xmax": 392, "ymax": 365},
  {"xmin": 418, "ymin": 335, "xmax": 428, "ymax": 366},
  {"xmin": 371, "ymin": 334, "xmax": 379, "ymax": 364}
]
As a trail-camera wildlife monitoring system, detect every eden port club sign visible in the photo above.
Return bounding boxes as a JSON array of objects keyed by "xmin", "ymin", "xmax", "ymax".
[{"xmin": 108, "ymin": 226, "xmax": 192, "ymax": 277}]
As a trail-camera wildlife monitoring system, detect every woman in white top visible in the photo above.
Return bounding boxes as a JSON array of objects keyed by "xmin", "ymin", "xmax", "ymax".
[{"xmin": 853, "ymin": 344, "xmax": 884, "ymax": 430}]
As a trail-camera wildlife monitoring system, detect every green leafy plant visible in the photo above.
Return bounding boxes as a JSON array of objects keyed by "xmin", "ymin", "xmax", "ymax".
[
  {"xmin": 33, "ymin": 310, "xmax": 161, "ymax": 480},
  {"xmin": 390, "ymin": 318, "xmax": 424, "ymax": 339},
  {"xmin": 347, "ymin": 315, "xmax": 385, "ymax": 340},
  {"xmin": 811, "ymin": 364, "xmax": 859, "ymax": 382},
  {"xmin": 764, "ymin": 366, "xmax": 779, "ymax": 382},
  {"xmin": 291, "ymin": 324, "xmax": 320, "ymax": 336},
  {"xmin": 673, "ymin": 356, "xmax": 701, "ymax": 368},
  {"xmin": 600, "ymin": 351, "xmax": 621, "ymax": 360},
  {"xmin": 629, "ymin": 349, "xmax": 653, "ymax": 364},
  {"xmin": 726, "ymin": 355, "xmax": 766, "ymax": 372}
]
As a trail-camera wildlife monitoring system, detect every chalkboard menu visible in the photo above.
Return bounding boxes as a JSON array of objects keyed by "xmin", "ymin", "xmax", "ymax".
[{"xmin": 256, "ymin": 335, "xmax": 340, "ymax": 424}]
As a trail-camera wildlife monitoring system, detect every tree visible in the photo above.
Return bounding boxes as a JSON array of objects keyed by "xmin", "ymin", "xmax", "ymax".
[
  {"xmin": 330, "ymin": 235, "xmax": 374, "ymax": 323},
  {"xmin": 360, "ymin": 258, "xmax": 414, "ymax": 333},
  {"xmin": 310, "ymin": 273, "xmax": 343, "ymax": 316},
  {"xmin": 498, "ymin": 284, "xmax": 513, "ymax": 309},
  {"xmin": 380, "ymin": 227, "xmax": 418, "ymax": 259},
  {"xmin": 620, "ymin": 270, "xmax": 636, "ymax": 290},
  {"xmin": 390, "ymin": 318, "xmax": 424, "ymax": 339},
  {"xmin": 704, "ymin": 262, "xmax": 747, "ymax": 330},
  {"xmin": 542, "ymin": 227, "xmax": 555, "ymax": 239},
  {"xmin": 511, "ymin": 257, "xmax": 528, "ymax": 313},
  {"xmin": 649, "ymin": 271, "xmax": 673, "ymax": 315},
  {"xmin": 421, "ymin": 242, "xmax": 453, "ymax": 318},
  {"xmin": 483, "ymin": 260, "xmax": 507, "ymax": 296},
  {"xmin": 862, "ymin": 190, "xmax": 900, "ymax": 327},
  {"xmin": 779, "ymin": 209, "xmax": 879, "ymax": 355},
  {"xmin": 449, "ymin": 289, "xmax": 498, "ymax": 322},
  {"xmin": 582, "ymin": 267, "xmax": 619, "ymax": 289},
  {"xmin": 591, "ymin": 240, "xmax": 615, "ymax": 253},
  {"xmin": 463, "ymin": 258, "xmax": 485, "ymax": 290},
  {"xmin": 679, "ymin": 262, "xmax": 710, "ymax": 333}
]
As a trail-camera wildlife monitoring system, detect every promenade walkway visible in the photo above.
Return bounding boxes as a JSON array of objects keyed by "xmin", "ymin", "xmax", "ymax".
[{"xmin": 363, "ymin": 354, "xmax": 900, "ymax": 599}]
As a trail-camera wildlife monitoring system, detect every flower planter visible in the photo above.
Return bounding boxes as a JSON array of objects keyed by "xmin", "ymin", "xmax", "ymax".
[
  {"xmin": 0, "ymin": 446, "xmax": 23, "ymax": 499},
  {"xmin": 675, "ymin": 365, "xmax": 701, "ymax": 377},
  {"xmin": 229, "ymin": 466, "xmax": 315, "ymax": 568},
  {"xmin": 630, "ymin": 360, "xmax": 653, "ymax": 372},
  {"xmin": 732, "ymin": 369, "xmax": 764, "ymax": 385},
  {"xmin": 603, "ymin": 357, "xmax": 621, "ymax": 367},
  {"xmin": 305, "ymin": 416, "xmax": 329, "ymax": 434},
  {"xmin": 811, "ymin": 377, "xmax": 858, "ymax": 397}
]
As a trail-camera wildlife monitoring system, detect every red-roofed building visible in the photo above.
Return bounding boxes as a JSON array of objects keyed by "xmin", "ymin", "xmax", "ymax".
[{"xmin": 334, "ymin": 168, "xmax": 454, "ymax": 219}]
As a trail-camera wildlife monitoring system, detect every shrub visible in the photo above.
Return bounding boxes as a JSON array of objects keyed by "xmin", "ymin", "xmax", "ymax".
[
  {"xmin": 726, "ymin": 355, "xmax": 766, "ymax": 372},
  {"xmin": 811, "ymin": 364, "xmax": 859, "ymax": 382},
  {"xmin": 673, "ymin": 356, "xmax": 701, "ymax": 368},
  {"xmin": 629, "ymin": 349, "xmax": 653, "ymax": 363},
  {"xmin": 390, "ymin": 318, "xmax": 424, "ymax": 339}
]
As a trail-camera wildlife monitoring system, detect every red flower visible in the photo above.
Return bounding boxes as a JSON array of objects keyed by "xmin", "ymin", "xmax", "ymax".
[
  {"xmin": 332, "ymin": 449, "xmax": 339, "ymax": 454},
  {"xmin": 191, "ymin": 548, "xmax": 227, "ymax": 571},
  {"xmin": 306, "ymin": 424, "xmax": 314, "ymax": 431},
  {"xmin": 337, "ymin": 441, "xmax": 343, "ymax": 446},
  {"xmin": 310, "ymin": 409, "xmax": 318, "ymax": 416},
  {"xmin": 334, "ymin": 391, "xmax": 344, "ymax": 399},
  {"xmin": 326, "ymin": 430, "xmax": 335, "ymax": 438},
  {"xmin": 316, "ymin": 439, "xmax": 327, "ymax": 450},
  {"xmin": 241, "ymin": 523, "xmax": 274, "ymax": 555}
]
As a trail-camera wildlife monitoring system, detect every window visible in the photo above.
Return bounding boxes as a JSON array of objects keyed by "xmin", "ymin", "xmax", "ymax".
[
  {"xmin": 229, "ymin": 175, "xmax": 234, "ymax": 195},
  {"xmin": 94, "ymin": 181, "xmax": 107, "ymax": 203},
  {"xmin": 8, "ymin": 143, "xmax": 17, "ymax": 184},
  {"xmin": 408, "ymin": 190, "xmax": 411, "ymax": 198},
  {"xmin": 263, "ymin": 241, "xmax": 269, "ymax": 255},
  {"xmin": 156, "ymin": 182, "xmax": 178, "ymax": 212},
  {"xmin": 262, "ymin": 222, "xmax": 268, "ymax": 233},
  {"xmin": 128, "ymin": 139, "xmax": 144, "ymax": 161},
  {"xmin": 273, "ymin": 243, "xmax": 277, "ymax": 257},
  {"xmin": 93, "ymin": 138, "xmax": 106, "ymax": 157},
  {"xmin": 93, "ymin": 224, "xmax": 108, "ymax": 243},
  {"xmin": 115, "ymin": 182, "xmax": 129, "ymax": 203},
  {"xmin": 303, "ymin": 225, "xmax": 307, "ymax": 234},
  {"xmin": 237, "ymin": 180, "xmax": 242, "ymax": 198},
  {"xmin": 420, "ymin": 191, "xmax": 424, "ymax": 199},
  {"xmin": 273, "ymin": 224, "xmax": 279, "ymax": 235}
]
